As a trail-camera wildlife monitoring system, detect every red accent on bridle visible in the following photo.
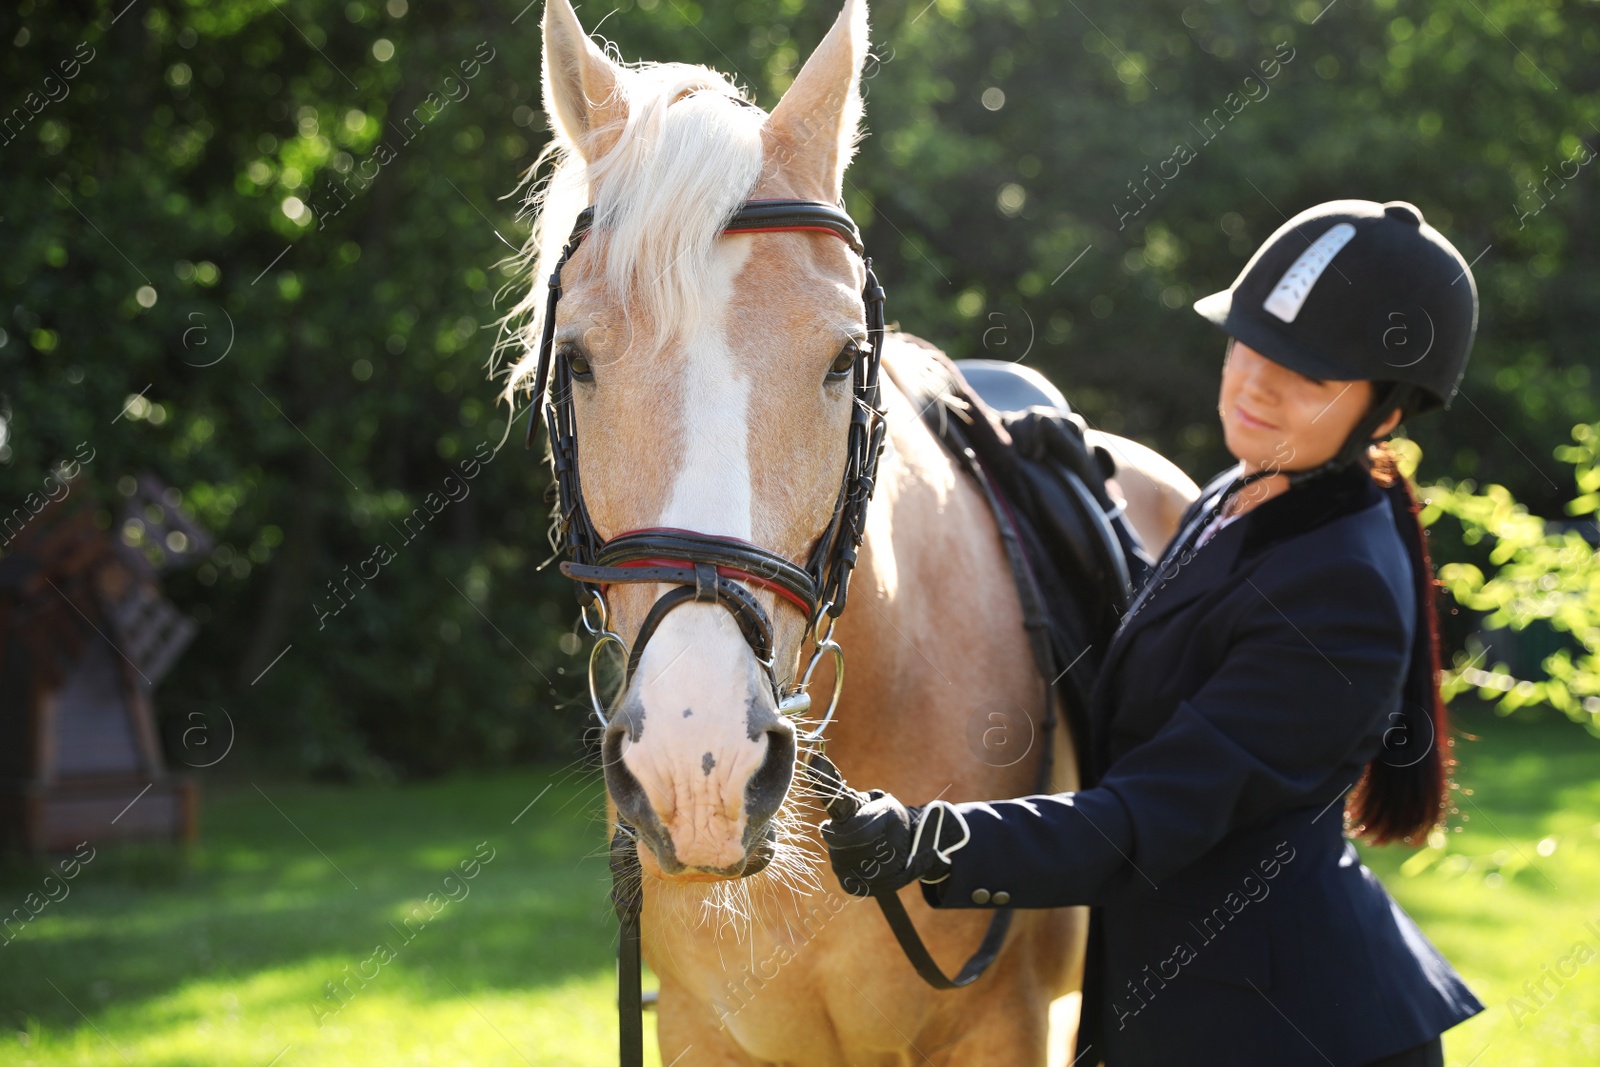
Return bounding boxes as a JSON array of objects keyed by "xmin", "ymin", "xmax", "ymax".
[
  {"xmin": 602, "ymin": 526, "xmax": 816, "ymax": 618},
  {"xmin": 720, "ymin": 224, "xmax": 855, "ymax": 244}
]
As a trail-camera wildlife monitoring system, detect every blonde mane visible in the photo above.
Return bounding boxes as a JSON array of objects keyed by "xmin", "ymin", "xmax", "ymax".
[{"xmin": 497, "ymin": 59, "xmax": 768, "ymax": 408}]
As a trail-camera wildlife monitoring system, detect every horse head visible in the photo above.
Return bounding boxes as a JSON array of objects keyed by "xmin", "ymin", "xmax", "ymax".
[{"xmin": 508, "ymin": 0, "xmax": 877, "ymax": 883}]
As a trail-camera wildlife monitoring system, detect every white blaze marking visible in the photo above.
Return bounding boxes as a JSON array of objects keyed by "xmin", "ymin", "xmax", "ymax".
[
  {"xmin": 1262, "ymin": 222, "xmax": 1356, "ymax": 323},
  {"xmin": 659, "ymin": 236, "xmax": 754, "ymax": 537},
  {"xmin": 625, "ymin": 236, "xmax": 766, "ymax": 859}
]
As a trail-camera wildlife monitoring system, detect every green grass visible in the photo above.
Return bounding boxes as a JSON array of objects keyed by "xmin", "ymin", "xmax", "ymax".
[
  {"xmin": 0, "ymin": 763, "xmax": 656, "ymax": 1066},
  {"xmin": 0, "ymin": 705, "xmax": 1595, "ymax": 1066},
  {"xmin": 1357, "ymin": 704, "xmax": 1600, "ymax": 1067}
]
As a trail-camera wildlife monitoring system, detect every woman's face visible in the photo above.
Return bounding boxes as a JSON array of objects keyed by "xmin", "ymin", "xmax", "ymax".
[{"xmin": 1217, "ymin": 340, "xmax": 1400, "ymax": 473}]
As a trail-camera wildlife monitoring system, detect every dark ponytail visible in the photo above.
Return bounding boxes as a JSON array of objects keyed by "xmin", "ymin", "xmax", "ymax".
[{"xmin": 1346, "ymin": 441, "xmax": 1452, "ymax": 845}]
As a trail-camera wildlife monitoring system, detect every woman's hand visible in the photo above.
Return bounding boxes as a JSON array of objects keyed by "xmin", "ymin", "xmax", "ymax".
[{"xmin": 822, "ymin": 789, "xmax": 953, "ymax": 896}]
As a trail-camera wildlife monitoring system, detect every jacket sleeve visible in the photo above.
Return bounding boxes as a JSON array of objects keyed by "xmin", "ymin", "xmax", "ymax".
[{"xmin": 922, "ymin": 554, "xmax": 1413, "ymax": 910}]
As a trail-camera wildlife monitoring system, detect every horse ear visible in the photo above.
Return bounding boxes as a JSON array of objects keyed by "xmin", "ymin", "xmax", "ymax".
[
  {"xmin": 766, "ymin": 0, "xmax": 869, "ymax": 201},
  {"xmin": 542, "ymin": 0, "xmax": 628, "ymax": 160}
]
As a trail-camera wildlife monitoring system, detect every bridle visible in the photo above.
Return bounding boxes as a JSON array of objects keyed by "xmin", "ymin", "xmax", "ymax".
[
  {"xmin": 524, "ymin": 198, "xmax": 888, "ymax": 741},
  {"xmin": 526, "ymin": 198, "xmax": 1037, "ymax": 1067}
]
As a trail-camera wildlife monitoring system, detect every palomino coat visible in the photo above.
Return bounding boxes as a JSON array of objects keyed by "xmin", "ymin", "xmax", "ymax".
[{"xmin": 921, "ymin": 460, "xmax": 1484, "ymax": 1067}]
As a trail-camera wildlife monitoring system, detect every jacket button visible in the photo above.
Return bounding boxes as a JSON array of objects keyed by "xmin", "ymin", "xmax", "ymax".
[
  {"xmin": 992, "ymin": 891, "xmax": 1011, "ymax": 905},
  {"xmin": 970, "ymin": 888, "xmax": 991, "ymax": 904}
]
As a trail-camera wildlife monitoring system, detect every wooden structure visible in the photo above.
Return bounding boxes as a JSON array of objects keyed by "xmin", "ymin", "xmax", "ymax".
[{"xmin": 0, "ymin": 477, "xmax": 206, "ymax": 852}]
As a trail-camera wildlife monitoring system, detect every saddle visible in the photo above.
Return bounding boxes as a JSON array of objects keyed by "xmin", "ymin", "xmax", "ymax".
[{"xmin": 897, "ymin": 349, "xmax": 1154, "ymax": 788}]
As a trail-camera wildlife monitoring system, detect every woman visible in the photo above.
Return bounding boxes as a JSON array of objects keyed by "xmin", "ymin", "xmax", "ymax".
[{"xmin": 823, "ymin": 200, "xmax": 1486, "ymax": 1067}]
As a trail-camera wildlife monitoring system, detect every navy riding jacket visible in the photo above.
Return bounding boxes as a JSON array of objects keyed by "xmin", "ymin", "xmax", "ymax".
[{"xmin": 921, "ymin": 460, "xmax": 1484, "ymax": 1067}]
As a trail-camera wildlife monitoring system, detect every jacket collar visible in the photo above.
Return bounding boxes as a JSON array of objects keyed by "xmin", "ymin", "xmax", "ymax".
[{"xmin": 1234, "ymin": 460, "xmax": 1385, "ymax": 558}]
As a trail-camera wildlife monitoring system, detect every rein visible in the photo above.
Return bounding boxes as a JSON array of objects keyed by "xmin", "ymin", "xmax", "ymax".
[{"xmin": 524, "ymin": 198, "xmax": 1020, "ymax": 1065}]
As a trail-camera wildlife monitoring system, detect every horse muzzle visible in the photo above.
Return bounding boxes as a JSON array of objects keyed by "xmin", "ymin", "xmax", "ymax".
[{"xmin": 600, "ymin": 614, "xmax": 797, "ymax": 878}]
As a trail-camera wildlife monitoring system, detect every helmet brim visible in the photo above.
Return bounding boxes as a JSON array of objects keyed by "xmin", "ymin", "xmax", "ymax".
[{"xmin": 1192, "ymin": 287, "xmax": 1369, "ymax": 384}]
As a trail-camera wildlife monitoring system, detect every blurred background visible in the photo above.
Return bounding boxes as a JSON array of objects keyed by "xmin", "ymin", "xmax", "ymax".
[{"xmin": 1, "ymin": 0, "xmax": 1597, "ymax": 1064}]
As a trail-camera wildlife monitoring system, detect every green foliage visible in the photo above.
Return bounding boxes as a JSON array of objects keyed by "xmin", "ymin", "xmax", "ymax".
[
  {"xmin": 1418, "ymin": 426, "xmax": 1600, "ymax": 737},
  {"xmin": 837, "ymin": 0, "xmax": 1600, "ymax": 493},
  {"xmin": 1, "ymin": 0, "xmax": 596, "ymax": 779},
  {"xmin": 2, "ymin": 0, "xmax": 1597, "ymax": 773}
]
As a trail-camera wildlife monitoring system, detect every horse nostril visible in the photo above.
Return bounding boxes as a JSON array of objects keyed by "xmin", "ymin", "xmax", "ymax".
[
  {"xmin": 601, "ymin": 707, "xmax": 655, "ymax": 828},
  {"xmin": 601, "ymin": 698, "xmax": 645, "ymax": 769},
  {"xmin": 744, "ymin": 718, "xmax": 796, "ymax": 827}
]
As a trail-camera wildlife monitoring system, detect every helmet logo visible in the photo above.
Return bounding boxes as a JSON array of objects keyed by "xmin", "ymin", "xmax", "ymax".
[
  {"xmin": 1381, "ymin": 307, "xmax": 1435, "ymax": 368},
  {"xmin": 1262, "ymin": 222, "xmax": 1357, "ymax": 323}
]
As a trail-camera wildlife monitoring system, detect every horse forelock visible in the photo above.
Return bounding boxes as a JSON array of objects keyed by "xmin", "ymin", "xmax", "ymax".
[{"xmin": 499, "ymin": 62, "xmax": 767, "ymax": 406}]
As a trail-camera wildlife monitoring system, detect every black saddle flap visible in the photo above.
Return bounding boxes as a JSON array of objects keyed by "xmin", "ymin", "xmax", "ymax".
[{"xmin": 899, "ymin": 350, "xmax": 1154, "ymax": 786}]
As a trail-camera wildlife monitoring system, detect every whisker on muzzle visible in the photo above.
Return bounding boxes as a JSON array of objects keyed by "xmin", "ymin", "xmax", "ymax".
[{"xmin": 638, "ymin": 746, "xmax": 835, "ymax": 941}]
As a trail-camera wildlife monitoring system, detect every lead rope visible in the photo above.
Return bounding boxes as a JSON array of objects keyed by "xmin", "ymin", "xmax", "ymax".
[
  {"xmin": 611, "ymin": 825, "xmax": 644, "ymax": 1067},
  {"xmin": 803, "ymin": 750, "xmax": 1020, "ymax": 989}
]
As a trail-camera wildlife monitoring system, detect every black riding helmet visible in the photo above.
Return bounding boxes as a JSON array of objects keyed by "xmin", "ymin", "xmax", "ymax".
[{"xmin": 1192, "ymin": 199, "xmax": 1479, "ymax": 486}]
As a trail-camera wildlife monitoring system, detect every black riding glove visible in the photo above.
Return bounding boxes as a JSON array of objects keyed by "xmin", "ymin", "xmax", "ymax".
[{"xmin": 821, "ymin": 789, "xmax": 955, "ymax": 896}]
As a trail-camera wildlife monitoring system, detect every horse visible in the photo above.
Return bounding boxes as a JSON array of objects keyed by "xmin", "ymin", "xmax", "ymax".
[{"xmin": 500, "ymin": 1, "xmax": 1197, "ymax": 1063}]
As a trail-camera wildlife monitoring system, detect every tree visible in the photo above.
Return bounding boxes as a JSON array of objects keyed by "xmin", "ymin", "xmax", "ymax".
[{"xmin": 3, "ymin": 0, "xmax": 1595, "ymax": 774}]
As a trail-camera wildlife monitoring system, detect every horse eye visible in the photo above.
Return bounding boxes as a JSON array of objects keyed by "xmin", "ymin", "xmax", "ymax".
[
  {"xmin": 827, "ymin": 343, "xmax": 860, "ymax": 381},
  {"xmin": 563, "ymin": 346, "xmax": 593, "ymax": 381}
]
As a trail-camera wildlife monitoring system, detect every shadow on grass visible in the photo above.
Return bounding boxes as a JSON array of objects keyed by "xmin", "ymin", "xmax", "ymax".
[{"xmin": 0, "ymin": 762, "xmax": 622, "ymax": 1033}]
